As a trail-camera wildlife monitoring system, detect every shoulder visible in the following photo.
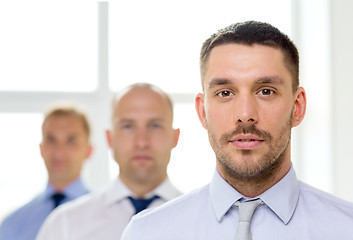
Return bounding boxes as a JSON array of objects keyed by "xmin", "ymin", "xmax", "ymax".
[
  {"xmin": 140, "ymin": 184, "xmax": 208, "ymax": 218},
  {"xmin": 36, "ymin": 189, "xmax": 108, "ymax": 240},
  {"xmin": 1, "ymin": 194, "xmax": 42, "ymax": 226},
  {"xmin": 122, "ymin": 185, "xmax": 209, "ymax": 239},
  {"xmin": 299, "ymin": 181, "xmax": 353, "ymax": 214},
  {"xmin": 49, "ymin": 187, "xmax": 107, "ymax": 220}
]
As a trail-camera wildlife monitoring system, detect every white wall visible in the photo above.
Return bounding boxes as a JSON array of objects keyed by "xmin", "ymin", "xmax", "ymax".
[
  {"xmin": 330, "ymin": 0, "xmax": 353, "ymax": 201},
  {"xmin": 291, "ymin": 0, "xmax": 333, "ymax": 193},
  {"xmin": 292, "ymin": 0, "xmax": 353, "ymax": 201}
]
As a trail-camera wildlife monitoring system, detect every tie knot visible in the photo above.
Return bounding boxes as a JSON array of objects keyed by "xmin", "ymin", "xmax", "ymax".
[
  {"xmin": 234, "ymin": 199, "xmax": 263, "ymax": 222},
  {"xmin": 128, "ymin": 195, "xmax": 159, "ymax": 214},
  {"xmin": 51, "ymin": 193, "xmax": 66, "ymax": 208}
]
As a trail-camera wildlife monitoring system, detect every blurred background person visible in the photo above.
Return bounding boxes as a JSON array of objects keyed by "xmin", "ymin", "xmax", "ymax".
[
  {"xmin": 0, "ymin": 104, "xmax": 93, "ymax": 240},
  {"xmin": 36, "ymin": 83, "xmax": 182, "ymax": 240}
]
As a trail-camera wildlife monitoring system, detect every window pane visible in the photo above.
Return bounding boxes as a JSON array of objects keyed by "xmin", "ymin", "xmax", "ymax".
[
  {"xmin": 0, "ymin": 2, "xmax": 97, "ymax": 92},
  {"xmin": 0, "ymin": 113, "xmax": 46, "ymax": 221},
  {"xmin": 109, "ymin": 0, "xmax": 291, "ymax": 93}
]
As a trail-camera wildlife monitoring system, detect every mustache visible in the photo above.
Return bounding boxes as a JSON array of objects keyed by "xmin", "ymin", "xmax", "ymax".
[{"xmin": 219, "ymin": 124, "xmax": 272, "ymax": 144}]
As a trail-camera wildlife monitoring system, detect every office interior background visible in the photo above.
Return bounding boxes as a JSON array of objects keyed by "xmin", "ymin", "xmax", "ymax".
[{"xmin": 0, "ymin": 0, "xmax": 352, "ymax": 221}]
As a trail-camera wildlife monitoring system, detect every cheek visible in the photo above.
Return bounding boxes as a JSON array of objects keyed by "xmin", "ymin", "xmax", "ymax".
[
  {"xmin": 205, "ymin": 105, "xmax": 231, "ymax": 132},
  {"xmin": 67, "ymin": 145, "xmax": 84, "ymax": 156},
  {"xmin": 151, "ymin": 133, "xmax": 175, "ymax": 149},
  {"xmin": 113, "ymin": 132, "xmax": 133, "ymax": 148},
  {"xmin": 260, "ymin": 103, "xmax": 292, "ymax": 131}
]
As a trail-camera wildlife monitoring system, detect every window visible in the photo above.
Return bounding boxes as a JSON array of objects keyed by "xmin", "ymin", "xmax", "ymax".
[
  {"xmin": 0, "ymin": 1, "xmax": 100, "ymax": 221},
  {"xmin": 109, "ymin": 0, "xmax": 292, "ymax": 93},
  {"xmin": 0, "ymin": 113, "xmax": 45, "ymax": 219},
  {"xmin": 0, "ymin": 2, "xmax": 97, "ymax": 92}
]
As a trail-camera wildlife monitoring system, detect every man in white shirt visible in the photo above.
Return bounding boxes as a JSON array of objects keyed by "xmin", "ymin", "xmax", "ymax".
[
  {"xmin": 121, "ymin": 21, "xmax": 353, "ymax": 239},
  {"xmin": 36, "ymin": 83, "xmax": 182, "ymax": 240}
]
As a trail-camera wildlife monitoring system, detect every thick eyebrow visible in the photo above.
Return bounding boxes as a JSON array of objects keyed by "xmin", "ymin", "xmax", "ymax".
[
  {"xmin": 255, "ymin": 75, "xmax": 284, "ymax": 85},
  {"xmin": 207, "ymin": 78, "xmax": 232, "ymax": 90},
  {"xmin": 207, "ymin": 76, "xmax": 284, "ymax": 90}
]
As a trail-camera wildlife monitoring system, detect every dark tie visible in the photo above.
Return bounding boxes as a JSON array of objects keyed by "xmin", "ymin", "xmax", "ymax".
[
  {"xmin": 51, "ymin": 193, "xmax": 66, "ymax": 209},
  {"xmin": 128, "ymin": 195, "xmax": 159, "ymax": 214}
]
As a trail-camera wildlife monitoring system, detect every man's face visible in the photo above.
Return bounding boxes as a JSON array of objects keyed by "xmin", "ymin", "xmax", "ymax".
[
  {"xmin": 196, "ymin": 43, "xmax": 305, "ymax": 181},
  {"xmin": 107, "ymin": 88, "xmax": 179, "ymax": 184},
  {"xmin": 40, "ymin": 115, "xmax": 92, "ymax": 185}
]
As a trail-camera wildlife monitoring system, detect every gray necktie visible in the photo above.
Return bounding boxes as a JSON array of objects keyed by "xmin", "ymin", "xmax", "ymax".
[{"xmin": 234, "ymin": 199, "xmax": 263, "ymax": 240}]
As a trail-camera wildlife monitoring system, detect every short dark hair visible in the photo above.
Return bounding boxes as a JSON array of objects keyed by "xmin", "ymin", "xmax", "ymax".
[
  {"xmin": 42, "ymin": 104, "xmax": 91, "ymax": 140},
  {"xmin": 200, "ymin": 21, "xmax": 299, "ymax": 91}
]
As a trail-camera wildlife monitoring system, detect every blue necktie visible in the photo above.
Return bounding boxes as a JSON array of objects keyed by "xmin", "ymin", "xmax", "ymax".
[
  {"xmin": 51, "ymin": 193, "xmax": 66, "ymax": 209},
  {"xmin": 128, "ymin": 195, "xmax": 159, "ymax": 214}
]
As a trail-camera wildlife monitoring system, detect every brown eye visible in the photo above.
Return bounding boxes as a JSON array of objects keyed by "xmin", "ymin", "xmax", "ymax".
[
  {"xmin": 259, "ymin": 89, "xmax": 274, "ymax": 96},
  {"xmin": 217, "ymin": 91, "xmax": 233, "ymax": 98}
]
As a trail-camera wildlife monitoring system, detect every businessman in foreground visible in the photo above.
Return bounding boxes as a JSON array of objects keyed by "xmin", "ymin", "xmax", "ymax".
[{"xmin": 121, "ymin": 21, "xmax": 353, "ymax": 239}]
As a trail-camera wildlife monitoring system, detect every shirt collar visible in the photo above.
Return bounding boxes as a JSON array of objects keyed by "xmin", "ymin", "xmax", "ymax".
[
  {"xmin": 149, "ymin": 177, "xmax": 182, "ymax": 201},
  {"xmin": 209, "ymin": 170, "xmax": 243, "ymax": 222},
  {"xmin": 209, "ymin": 166, "xmax": 300, "ymax": 224},
  {"xmin": 105, "ymin": 177, "xmax": 181, "ymax": 206},
  {"xmin": 44, "ymin": 178, "xmax": 89, "ymax": 200},
  {"xmin": 259, "ymin": 166, "xmax": 300, "ymax": 224}
]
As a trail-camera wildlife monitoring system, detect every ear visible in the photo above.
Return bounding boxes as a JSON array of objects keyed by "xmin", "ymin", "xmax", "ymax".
[
  {"xmin": 85, "ymin": 144, "xmax": 93, "ymax": 159},
  {"xmin": 106, "ymin": 130, "xmax": 113, "ymax": 148},
  {"xmin": 172, "ymin": 128, "xmax": 180, "ymax": 149},
  {"xmin": 292, "ymin": 87, "xmax": 306, "ymax": 127},
  {"xmin": 195, "ymin": 93, "xmax": 208, "ymax": 129},
  {"xmin": 39, "ymin": 142, "xmax": 44, "ymax": 158}
]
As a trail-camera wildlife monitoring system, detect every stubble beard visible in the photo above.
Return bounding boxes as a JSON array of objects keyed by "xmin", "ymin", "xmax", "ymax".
[{"xmin": 208, "ymin": 118, "xmax": 292, "ymax": 186}]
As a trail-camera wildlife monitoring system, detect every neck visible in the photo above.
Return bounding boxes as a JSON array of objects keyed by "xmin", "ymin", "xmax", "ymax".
[
  {"xmin": 49, "ymin": 176, "xmax": 78, "ymax": 193},
  {"xmin": 120, "ymin": 174, "xmax": 166, "ymax": 198},
  {"xmin": 218, "ymin": 155, "xmax": 291, "ymax": 198}
]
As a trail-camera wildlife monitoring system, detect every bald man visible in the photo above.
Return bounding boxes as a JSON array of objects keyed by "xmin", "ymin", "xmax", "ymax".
[{"xmin": 37, "ymin": 83, "xmax": 182, "ymax": 240}]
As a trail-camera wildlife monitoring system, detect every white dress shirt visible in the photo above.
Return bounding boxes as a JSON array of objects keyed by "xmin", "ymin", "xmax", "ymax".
[
  {"xmin": 36, "ymin": 177, "xmax": 181, "ymax": 240},
  {"xmin": 121, "ymin": 167, "xmax": 353, "ymax": 240}
]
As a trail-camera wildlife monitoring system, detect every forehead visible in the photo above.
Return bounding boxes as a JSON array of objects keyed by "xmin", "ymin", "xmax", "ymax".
[
  {"xmin": 113, "ymin": 88, "xmax": 172, "ymax": 121},
  {"xmin": 204, "ymin": 43, "xmax": 291, "ymax": 88},
  {"xmin": 43, "ymin": 114, "xmax": 85, "ymax": 133}
]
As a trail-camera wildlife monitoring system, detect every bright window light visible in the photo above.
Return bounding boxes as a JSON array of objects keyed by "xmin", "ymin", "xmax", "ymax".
[
  {"xmin": 0, "ymin": 113, "xmax": 46, "ymax": 220},
  {"xmin": 0, "ymin": 2, "xmax": 98, "ymax": 92},
  {"xmin": 168, "ymin": 103, "xmax": 215, "ymax": 193},
  {"xmin": 109, "ymin": 0, "xmax": 291, "ymax": 93}
]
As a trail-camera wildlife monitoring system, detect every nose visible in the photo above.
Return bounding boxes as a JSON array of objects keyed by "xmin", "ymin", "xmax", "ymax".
[
  {"xmin": 135, "ymin": 128, "xmax": 150, "ymax": 149},
  {"xmin": 234, "ymin": 94, "xmax": 258, "ymax": 124},
  {"xmin": 52, "ymin": 143, "xmax": 66, "ymax": 158}
]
